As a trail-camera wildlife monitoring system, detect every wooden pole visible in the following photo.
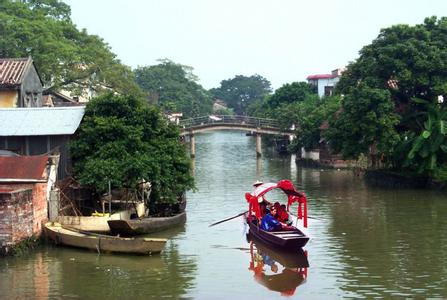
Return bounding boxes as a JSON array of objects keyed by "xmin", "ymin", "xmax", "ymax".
[
  {"xmin": 108, "ymin": 180, "xmax": 111, "ymax": 215},
  {"xmin": 190, "ymin": 133, "xmax": 195, "ymax": 158},
  {"xmin": 256, "ymin": 132, "xmax": 262, "ymax": 157}
]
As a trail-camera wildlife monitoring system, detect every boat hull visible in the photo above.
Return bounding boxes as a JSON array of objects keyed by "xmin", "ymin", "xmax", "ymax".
[
  {"xmin": 45, "ymin": 223, "xmax": 167, "ymax": 255},
  {"xmin": 56, "ymin": 210, "xmax": 133, "ymax": 233},
  {"xmin": 247, "ymin": 232, "xmax": 309, "ymax": 268},
  {"xmin": 108, "ymin": 212, "xmax": 187, "ymax": 236},
  {"xmin": 247, "ymin": 218, "xmax": 309, "ymax": 250}
]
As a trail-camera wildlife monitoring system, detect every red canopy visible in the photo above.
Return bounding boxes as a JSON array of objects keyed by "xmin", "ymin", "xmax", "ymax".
[{"xmin": 245, "ymin": 180, "xmax": 308, "ymax": 228}]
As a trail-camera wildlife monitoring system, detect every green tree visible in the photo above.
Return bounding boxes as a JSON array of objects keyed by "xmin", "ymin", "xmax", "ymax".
[
  {"xmin": 268, "ymin": 81, "xmax": 316, "ymax": 108},
  {"xmin": 70, "ymin": 93, "xmax": 194, "ymax": 203},
  {"xmin": 210, "ymin": 74, "xmax": 272, "ymax": 115},
  {"xmin": 0, "ymin": 0, "xmax": 142, "ymax": 97},
  {"xmin": 331, "ymin": 16, "xmax": 447, "ymax": 173},
  {"xmin": 134, "ymin": 59, "xmax": 213, "ymax": 118},
  {"xmin": 326, "ymin": 85, "xmax": 400, "ymax": 161},
  {"xmin": 403, "ymin": 99, "xmax": 447, "ymax": 175}
]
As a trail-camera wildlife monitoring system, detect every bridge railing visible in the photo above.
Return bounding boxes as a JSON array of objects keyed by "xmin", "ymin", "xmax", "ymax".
[{"xmin": 179, "ymin": 115, "xmax": 279, "ymax": 129}]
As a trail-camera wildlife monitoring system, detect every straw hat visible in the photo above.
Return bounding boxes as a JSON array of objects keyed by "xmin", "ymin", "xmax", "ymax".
[{"xmin": 253, "ymin": 180, "xmax": 263, "ymax": 187}]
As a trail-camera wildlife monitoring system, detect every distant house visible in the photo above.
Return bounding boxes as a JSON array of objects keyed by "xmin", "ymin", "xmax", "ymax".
[
  {"xmin": 213, "ymin": 99, "xmax": 228, "ymax": 113},
  {"xmin": 307, "ymin": 68, "xmax": 344, "ymax": 98},
  {"xmin": 0, "ymin": 155, "xmax": 57, "ymax": 254},
  {"xmin": 166, "ymin": 112, "xmax": 183, "ymax": 125},
  {"xmin": 0, "ymin": 107, "xmax": 85, "ymax": 179},
  {"xmin": 0, "ymin": 57, "xmax": 43, "ymax": 108},
  {"xmin": 42, "ymin": 90, "xmax": 84, "ymax": 107}
]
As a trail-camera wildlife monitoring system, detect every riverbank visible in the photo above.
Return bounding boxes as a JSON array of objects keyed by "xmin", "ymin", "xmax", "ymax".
[
  {"xmin": 0, "ymin": 235, "xmax": 42, "ymax": 257},
  {"xmin": 364, "ymin": 169, "xmax": 447, "ymax": 189}
]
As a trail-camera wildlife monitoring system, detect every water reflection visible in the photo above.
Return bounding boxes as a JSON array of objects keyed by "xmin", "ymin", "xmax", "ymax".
[
  {"xmin": 2, "ymin": 131, "xmax": 447, "ymax": 298},
  {"xmin": 0, "ymin": 226, "xmax": 197, "ymax": 299},
  {"xmin": 247, "ymin": 234, "xmax": 308, "ymax": 297}
]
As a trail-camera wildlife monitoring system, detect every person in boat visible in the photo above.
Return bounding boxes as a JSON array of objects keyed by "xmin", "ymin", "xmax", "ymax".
[
  {"xmin": 260, "ymin": 206, "xmax": 283, "ymax": 231},
  {"xmin": 261, "ymin": 206, "xmax": 295, "ymax": 231},
  {"xmin": 259, "ymin": 201, "xmax": 268, "ymax": 218},
  {"xmin": 271, "ymin": 202, "xmax": 291, "ymax": 225},
  {"xmin": 277, "ymin": 204, "xmax": 292, "ymax": 226}
]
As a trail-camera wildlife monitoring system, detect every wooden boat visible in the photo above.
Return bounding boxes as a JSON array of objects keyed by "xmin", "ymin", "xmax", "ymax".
[
  {"xmin": 244, "ymin": 179, "xmax": 310, "ymax": 250},
  {"xmin": 247, "ymin": 232, "xmax": 309, "ymax": 268},
  {"xmin": 44, "ymin": 222, "xmax": 167, "ymax": 255},
  {"xmin": 56, "ymin": 209, "xmax": 134, "ymax": 233},
  {"xmin": 247, "ymin": 218, "xmax": 309, "ymax": 249},
  {"xmin": 107, "ymin": 211, "xmax": 187, "ymax": 236}
]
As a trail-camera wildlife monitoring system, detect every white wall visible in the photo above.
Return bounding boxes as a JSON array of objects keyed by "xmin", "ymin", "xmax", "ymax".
[
  {"xmin": 316, "ymin": 77, "xmax": 340, "ymax": 98},
  {"xmin": 301, "ymin": 147, "xmax": 320, "ymax": 160}
]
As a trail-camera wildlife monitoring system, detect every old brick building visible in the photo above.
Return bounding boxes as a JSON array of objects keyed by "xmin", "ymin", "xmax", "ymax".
[{"xmin": 0, "ymin": 155, "xmax": 56, "ymax": 254}]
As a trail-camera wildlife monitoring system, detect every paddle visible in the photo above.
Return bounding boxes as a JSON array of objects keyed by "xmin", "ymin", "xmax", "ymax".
[{"xmin": 209, "ymin": 211, "xmax": 248, "ymax": 227}]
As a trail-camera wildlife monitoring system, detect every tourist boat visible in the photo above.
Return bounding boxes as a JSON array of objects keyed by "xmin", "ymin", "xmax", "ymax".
[
  {"xmin": 107, "ymin": 211, "xmax": 187, "ymax": 236},
  {"xmin": 245, "ymin": 180, "xmax": 309, "ymax": 250},
  {"xmin": 44, "ymin": 222, "xmax": 167, "ymax": 255}
]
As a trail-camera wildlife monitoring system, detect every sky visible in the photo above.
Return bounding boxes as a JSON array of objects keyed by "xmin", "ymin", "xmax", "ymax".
[{"xmin": 64, "ymin": 0, "xmax": 447, "ymax": 90}]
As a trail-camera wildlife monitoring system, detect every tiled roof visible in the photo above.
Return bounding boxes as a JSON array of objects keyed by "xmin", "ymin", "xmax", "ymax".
[
  {"xmin": 0, "ymin": 57, "xmax": 32, "ymax": 87},
  {"xmin": 0, "ymin": 106, "xmax": 85, "ymax": 136},
  {"xmin": 0, "ymin": 155, "xmax": 48, "ymax": 181}
]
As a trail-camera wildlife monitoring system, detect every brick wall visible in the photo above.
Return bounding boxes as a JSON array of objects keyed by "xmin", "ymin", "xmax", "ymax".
[
  {"xmin": 0, "ymin": 189, "xmax": 33, "ymax": 249},
  {"xmin": 0, "ymin": 182, "xmax": 49, "ymax": 251}
]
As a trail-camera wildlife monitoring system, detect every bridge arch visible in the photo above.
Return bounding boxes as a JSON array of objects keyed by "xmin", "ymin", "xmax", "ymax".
[{"xmin": 179, "ymin": 115, "xmax": 295, "ymax": 158}]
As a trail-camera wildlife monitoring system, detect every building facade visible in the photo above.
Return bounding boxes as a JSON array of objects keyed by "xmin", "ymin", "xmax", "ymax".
[
  {"xmin": 0, "ymin": 107, "xmax": 85, "ymax": 179},
  {"xmin": 306, "ymin": 68, "xmax": 344, "ymax": 98},
  {"xmin": 0, "ymin": 155, "xmax": 57, "ymax": 254},
  {"xmin": 0, "ymin": 57, "xmax": 43, "ymax": 108}
]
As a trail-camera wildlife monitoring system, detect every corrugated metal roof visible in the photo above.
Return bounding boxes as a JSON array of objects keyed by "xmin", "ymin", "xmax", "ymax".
[
  {"xmin": 0, "ymin": 155, "xmax": 48, "ymax": 180},
  {"xmin": 0, "ymin": 106, "xmax": 85, "ymax": 136},
  {"xmin": 0, "ymin": 57, "xmax": 31, "ymax": 87}
]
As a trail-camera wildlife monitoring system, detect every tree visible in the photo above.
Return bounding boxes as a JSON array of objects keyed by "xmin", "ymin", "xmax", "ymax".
[
  {"xmin": 210, "ymin": 74, "xmax": 272, "ymax": 115},
  {"xmin": 0, "ymin": 0, "xmax": 142, "ymax": 97},
  {"xmin": 330, "ymin": 17, "xmax": 447, "ymax": 172},
  {"xmin": 326, "ymin": 85, "xmax": 400, "ymax": 161},
  {"xmin": 70, "ymin": 93, "xmax": 194, "ymax": 203},
  {"xmin": 268, "ymin": 81, "xmax": 316, "ymax": 108},
  {"xmin": 134, "ymin": 59, "xmax": 213, "ymax": 118}
]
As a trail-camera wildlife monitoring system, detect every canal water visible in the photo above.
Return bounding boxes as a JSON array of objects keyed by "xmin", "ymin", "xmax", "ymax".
[{"xmin": 1, "ymin": 131, "xmax": 447, "ymax": 299}]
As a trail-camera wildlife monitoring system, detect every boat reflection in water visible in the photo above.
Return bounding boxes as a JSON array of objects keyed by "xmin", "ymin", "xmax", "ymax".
[{"xmin": 247, "ymin": 233, "xmax": 309, "ymax": 297}]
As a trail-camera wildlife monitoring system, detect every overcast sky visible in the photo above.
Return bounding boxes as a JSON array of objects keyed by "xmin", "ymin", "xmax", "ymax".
[{"xmin": 65, "ymin": 0, "xmax": 447, "ymax": 90}]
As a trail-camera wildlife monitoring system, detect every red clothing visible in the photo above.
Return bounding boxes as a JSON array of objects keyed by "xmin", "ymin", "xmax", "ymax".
[{"xmin": 277, "ymin": 209, "xmax": 289, "ymax": 223}]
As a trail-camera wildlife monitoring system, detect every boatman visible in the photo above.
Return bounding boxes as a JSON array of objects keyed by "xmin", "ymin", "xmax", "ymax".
[{"xmin": 253, "ymin": 180, "xmax": 271, "ymax": 209}]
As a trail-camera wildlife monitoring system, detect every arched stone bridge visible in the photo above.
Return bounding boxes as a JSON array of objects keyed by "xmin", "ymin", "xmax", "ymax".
[{"xmin": 179, "ymin": 115, "xmax": 295, "ymax": 157}]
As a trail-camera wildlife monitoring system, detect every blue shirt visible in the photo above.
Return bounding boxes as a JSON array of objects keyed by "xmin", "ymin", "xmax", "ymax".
[{"xmin": 260, "ymin": 213, "xmax": 281, "ymax": 231}]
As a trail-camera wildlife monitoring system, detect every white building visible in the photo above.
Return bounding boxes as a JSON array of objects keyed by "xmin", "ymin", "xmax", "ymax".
[{"xmin": 307, "ymin": 68, "xmax": 344, "ymax": 98}]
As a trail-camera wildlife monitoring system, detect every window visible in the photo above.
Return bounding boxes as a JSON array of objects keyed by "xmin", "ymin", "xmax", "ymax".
[{"xmin": 324, "ymin": 86, "xmax": 334, "ymax": 97}]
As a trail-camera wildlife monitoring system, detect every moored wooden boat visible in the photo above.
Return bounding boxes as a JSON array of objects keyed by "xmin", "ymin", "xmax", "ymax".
[
  {"xmin": 44, "ymin": 222, "xmax": 167, "ymax": 255},
  {"xmin": 107, "ymin": 211, "xmax": 187, "ymax": 236},
  {"xmin": 56, "ymin": 209, "xmax": 133, "ymax": 233}
]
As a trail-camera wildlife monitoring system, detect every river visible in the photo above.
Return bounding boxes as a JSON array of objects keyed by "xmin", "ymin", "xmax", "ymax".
[{"xmin": 1, "ymin": 131, "xmax": 447, "ymax": 299}]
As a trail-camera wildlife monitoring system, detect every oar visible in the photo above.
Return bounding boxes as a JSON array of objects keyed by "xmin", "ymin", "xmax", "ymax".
[{"xmin": 209, "ymin": 211, "xmax": 248, "ymax": 227}]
